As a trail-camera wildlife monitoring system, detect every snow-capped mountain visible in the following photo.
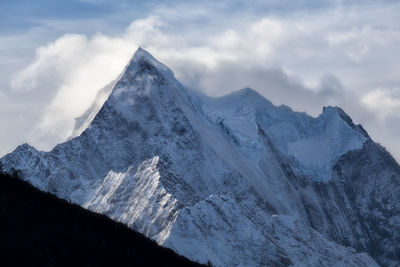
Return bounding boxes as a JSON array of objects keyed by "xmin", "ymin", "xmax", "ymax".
[{"xmin": 2, "ymin": 48, "xmax": 399, "ymax": 266}]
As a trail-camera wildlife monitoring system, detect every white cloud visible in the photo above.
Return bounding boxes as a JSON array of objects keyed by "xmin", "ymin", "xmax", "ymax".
[
  {"xmin": 10, "ymin": 33, "xmax": 135, "ymax": 147},
  {"xmin": 361, "ymin": 88, "xmax": 400, "ymax": 119}
]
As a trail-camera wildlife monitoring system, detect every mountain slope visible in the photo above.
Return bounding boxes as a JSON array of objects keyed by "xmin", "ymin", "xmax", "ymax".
[
  {"xmin": 1, "ymin": 47, "xmax": 397, "ymax": 266},
  {"xmin": 192, "ymin": 86, "xmax": 400, "ymax": 266},
  {"xmin": 0, "ymin": 170, "xmax": 205, "ymax": 267}
]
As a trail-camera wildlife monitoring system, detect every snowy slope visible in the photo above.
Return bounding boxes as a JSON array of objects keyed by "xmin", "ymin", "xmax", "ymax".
[
  {"xmin": 2, "ymin": 47, "xmax": 398, "ymax": 266},
  {"xmin": 195, "ymin": 88, "xmax": 367, "ymax": 181}
]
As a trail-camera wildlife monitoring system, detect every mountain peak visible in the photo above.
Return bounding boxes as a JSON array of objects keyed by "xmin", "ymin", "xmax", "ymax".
[
  {"xmin": 131, "ymin": 47, "xmax": 156, "ymax": 62},
  {"xmin": 124, "ymin": 47, "xmax": 175, "ymax": 79},
  {"xmin": 322, "ymin": 105, "xmax": 345, "ymax": 115},
  {"xmin": 322, "ymin": 106, "xmax": 369, "ymax": 138},
  {"xmin": 321, "ymin": 106, "xmax": 354, "ymax": 123},
  {"xmin": 69, "ymin": 48, "xmax": 183, "ymax": 139},
  {"xmin": 238, "ymin": 87, "xmax": 258, "ymax": 95}
]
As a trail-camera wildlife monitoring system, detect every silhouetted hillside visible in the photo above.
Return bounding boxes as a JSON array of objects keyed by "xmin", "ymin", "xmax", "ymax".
[{"xmin": 0, "ymin": 171, "xmax": 205, "ymax": 267}]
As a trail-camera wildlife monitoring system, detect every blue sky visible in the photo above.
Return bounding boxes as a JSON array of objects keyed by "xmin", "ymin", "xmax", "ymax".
[
  {"xmin": 2, "ymin": 0, "xmax": 393, "ymax": 34},
  {"xmin": 1, "ymin": 0, "xmax": 400, "ymax": 159}
]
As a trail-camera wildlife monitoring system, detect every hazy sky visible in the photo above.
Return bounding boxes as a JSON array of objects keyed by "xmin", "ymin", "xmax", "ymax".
[{"xmin": 1, "ymin": 0, "xmax": 400, "ymax": 160}]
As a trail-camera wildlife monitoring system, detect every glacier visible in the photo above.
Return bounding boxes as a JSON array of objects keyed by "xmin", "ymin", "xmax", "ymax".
[{"xmin": 1, "ymin": 47, "xmax": 399, "ymax": 266}]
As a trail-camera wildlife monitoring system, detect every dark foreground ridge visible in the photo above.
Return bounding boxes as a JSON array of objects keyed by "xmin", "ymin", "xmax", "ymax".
[{"xmin": 0, "ymin": 171, "xmax": 205, "ymax": 267}]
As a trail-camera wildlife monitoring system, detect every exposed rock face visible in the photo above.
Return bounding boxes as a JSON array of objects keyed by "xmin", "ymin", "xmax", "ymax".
[{"xmin": 2, "ymin": 48, "xmax": 398, "ymax": 266}]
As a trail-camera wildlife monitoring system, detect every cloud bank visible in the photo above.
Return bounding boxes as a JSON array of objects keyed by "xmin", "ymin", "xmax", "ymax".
[{"xmin": 1, "ymin": 1, "xmax": 400, "ymax": 160}]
